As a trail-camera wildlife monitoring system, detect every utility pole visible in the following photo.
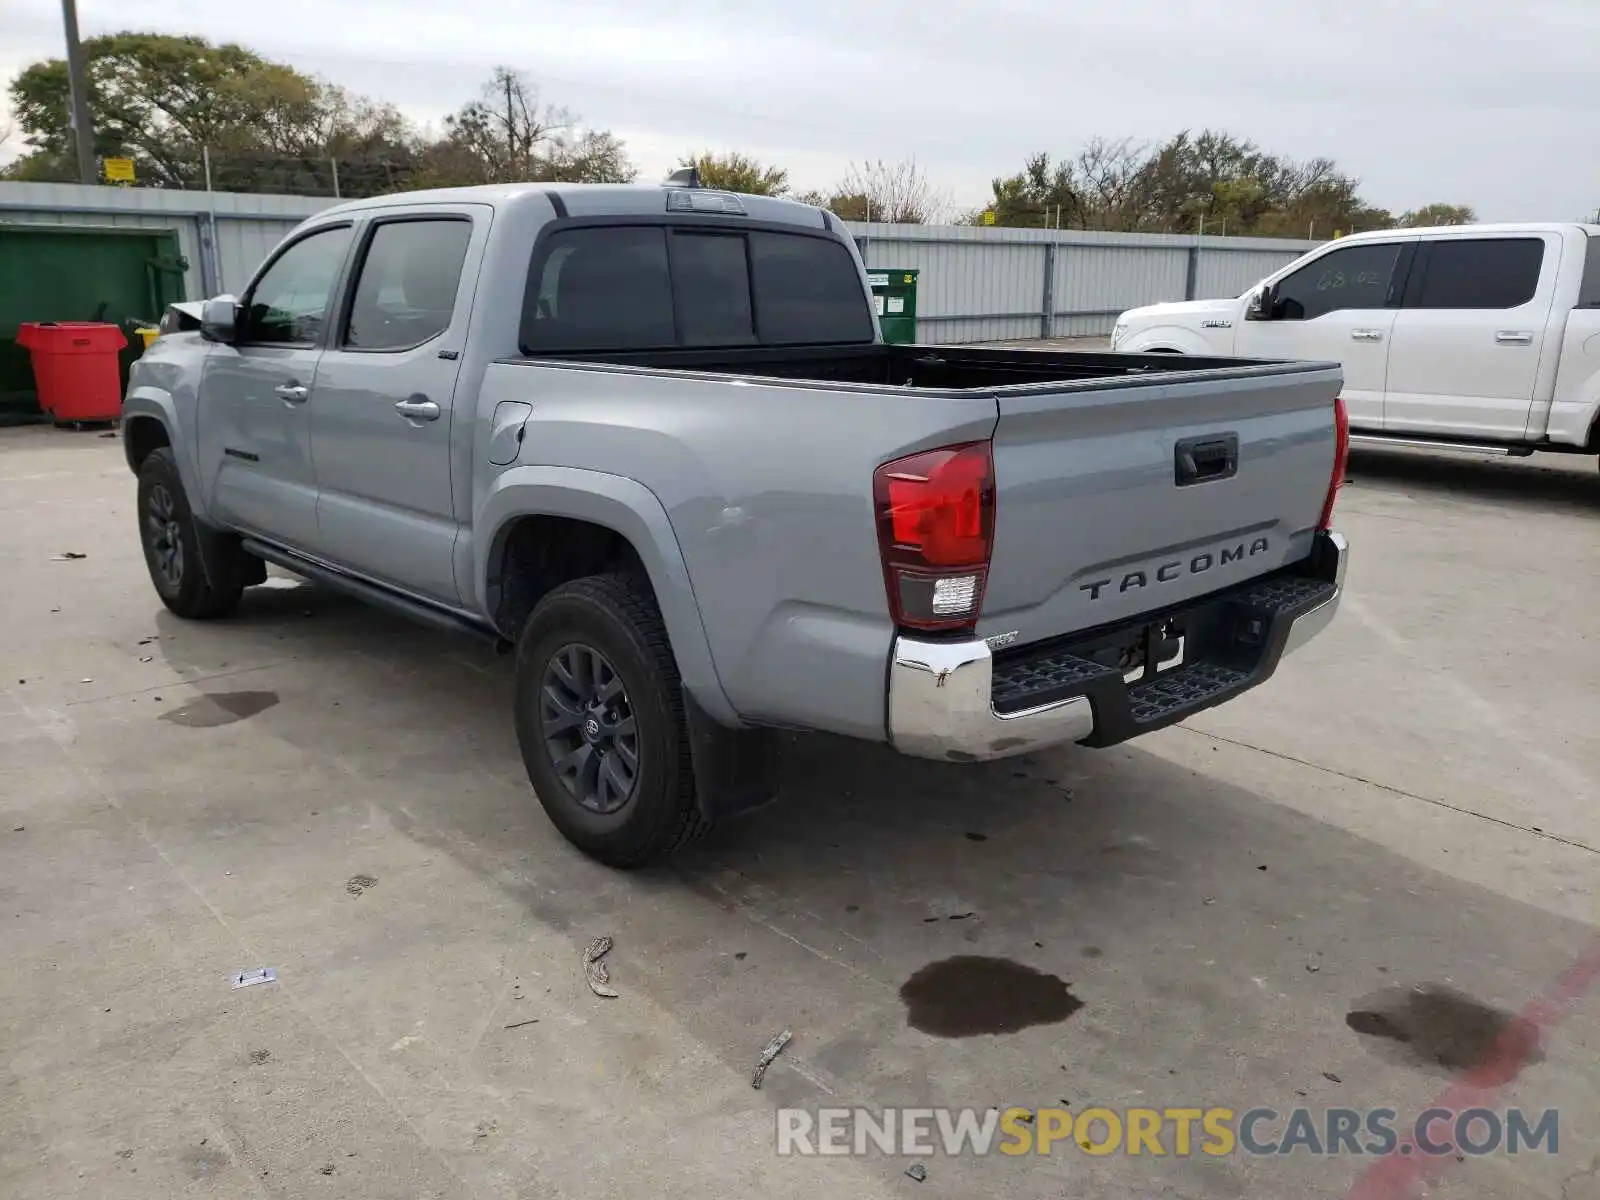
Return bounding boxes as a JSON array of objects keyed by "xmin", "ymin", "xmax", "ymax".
[
  {"xmin": 504, "ymin": 70, "xmax": 516, "ymax": 176},
  {"xmin": 61, "ymin": 0, "xmax": 97, "ymax": 183}
]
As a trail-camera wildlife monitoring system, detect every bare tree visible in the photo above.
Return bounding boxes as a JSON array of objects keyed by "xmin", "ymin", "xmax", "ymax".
[
  {"xmin": 1072, "ymin": 136, "xmax": 1153, "ymax": 229},
  {"xmin": 827, "ymin": 158, "xmax": 949, "ymax": 224},
  {"xmin": 544, "ymin": 130, "xmax": 634, "ymax": 184},
  {"xmin": 440, "ymin": 66, "xmax": 635, "ymax": 184}
]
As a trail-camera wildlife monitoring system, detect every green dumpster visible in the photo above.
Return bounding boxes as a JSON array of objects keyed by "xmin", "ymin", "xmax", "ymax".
[
  {"xmin": 0, "ymin": 225, "xmax": 187, "ymax": 422},
  {"xmin": 866, "ymin": 268, "xmax": 918, "ymax": 344}
]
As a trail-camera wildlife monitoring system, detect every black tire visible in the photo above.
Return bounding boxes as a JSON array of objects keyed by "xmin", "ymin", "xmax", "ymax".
[
  {"xmin": 136, "ymin": 448, "xmax": 244, "ymax": 619},
  {"xmin": 513, "ymin": 573, "xmax": 709, "ymax": 867}
]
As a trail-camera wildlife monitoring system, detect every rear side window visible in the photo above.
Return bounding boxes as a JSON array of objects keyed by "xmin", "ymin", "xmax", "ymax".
[
  {"xmin": 1577, "ymin": 236, "xmax": 1600, "ymax": 308},
  {"xmin": 343, "ymin": 219, "xmax": 472, "ymax": 351},
  {"xmin": 523, "ymin": 226, "xmax": 677, "ymax": 352},
  {"xmin": 520, "ymin": 224, "xmax": 872, "ymax": 353},
  {"xmin": 1408, "ymin": 238, "xmax": 1544, "ymax": 309}
]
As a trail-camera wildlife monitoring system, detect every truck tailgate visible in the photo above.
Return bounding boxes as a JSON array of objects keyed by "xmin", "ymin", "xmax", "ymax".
[{"xmin": 978, "ymin": 362, "xmax": 1343, "ymax": 647}]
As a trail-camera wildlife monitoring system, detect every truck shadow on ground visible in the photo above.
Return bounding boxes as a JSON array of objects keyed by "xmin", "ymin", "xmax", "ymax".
[
  {"xmin": 152, "ymin": 581, "xmax": 1599, "ymax": 1127},
  {"xmin": 1348, "ymin": 448, "xmax": 1600, "ymax": 514}
]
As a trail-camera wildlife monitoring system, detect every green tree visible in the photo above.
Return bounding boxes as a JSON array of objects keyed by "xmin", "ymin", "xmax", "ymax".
[
  {"xmin": 985, "ymin": 153, "xmax": 1083, "ymax": 228},
  {"xmin": 4, "ymin": 32, "xmax": 413, "ymax": 195},
  {"xmin": 983, "ymin": 130, "xmax": 1394, "ymax": 236},
  {"xmin": 679, "ymin": 150, "xmax": 788, "ymax": 195},
  {"xmin": 1397, "ymin": 203, "xmax": 1477, "ymax": 227}
]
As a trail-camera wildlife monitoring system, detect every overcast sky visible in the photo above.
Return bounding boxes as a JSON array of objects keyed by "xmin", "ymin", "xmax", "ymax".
[{"xmin": 3, "ymin": 0, "xmax": 1597, "ymax": 220}]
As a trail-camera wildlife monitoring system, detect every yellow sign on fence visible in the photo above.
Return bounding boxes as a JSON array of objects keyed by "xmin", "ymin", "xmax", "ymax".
[
  {"xmin": 979, "ymin": 209, "xmax": 997, "ymax": 226},
  {"xmin": 104, "ymin": 157, "xmax": 135, "ymax": 182}
]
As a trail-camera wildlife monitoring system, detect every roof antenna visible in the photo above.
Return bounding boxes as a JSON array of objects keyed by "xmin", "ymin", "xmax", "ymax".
[{"xmin": 665, "ymin": 165, "xmax": 701, "ymax": 189}]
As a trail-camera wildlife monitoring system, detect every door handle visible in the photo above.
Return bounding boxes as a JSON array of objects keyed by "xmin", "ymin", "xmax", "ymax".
[
  {"xmin": 274, "ymin": 383, "xmax": 309, "ymax": 404},
  {"xmin": 1350, "ymin": 329, "xmax": 1385, "ymax": 342},
  {"xmin": 394, "ymin": 397, "xmax": 441, "ymax": 422},
  {"xmin": 1495, "ymin": 331, "xmax": 1534, "ymax": 345}
]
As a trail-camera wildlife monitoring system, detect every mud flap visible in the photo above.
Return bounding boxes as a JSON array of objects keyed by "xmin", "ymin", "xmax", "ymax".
[
  {"xmin": 194, "ymin": 519, "xmax": 266, "ymax": 590},
  {"xmin": 683, "ymin": 692, "xmax": 781, "ymax": 820}
]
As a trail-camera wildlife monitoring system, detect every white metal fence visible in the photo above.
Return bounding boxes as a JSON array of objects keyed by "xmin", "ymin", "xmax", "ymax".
[
  {"xmin": 0, "ymin": 181, "xmax": 330, "ymax": 299},
  {"xmin": 0, "ymin": 182, "xmax": 1321, "ymax": 341},
  {"xmin": 847, "ymin": 223, "xmax": 1320, "ymax": 343}
]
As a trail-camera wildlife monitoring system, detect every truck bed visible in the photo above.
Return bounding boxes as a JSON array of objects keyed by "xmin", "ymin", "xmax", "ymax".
[
  {"xmin": 511, "ymin": 342, "xmax": 1297, "ymax": 393},
  {"xmin": 482, "ymin": 341, "xmax": 1342, "ymax": 742}
]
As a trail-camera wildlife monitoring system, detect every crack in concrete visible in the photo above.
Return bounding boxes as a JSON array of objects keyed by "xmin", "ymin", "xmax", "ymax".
[
  {"xmin": 1182, "ymin": 726, "xmax": 1598, "ymax": 856},
  {"xmin": 1561, "ymin": 1155, "xmax": 1600, "ymax": 1200}
]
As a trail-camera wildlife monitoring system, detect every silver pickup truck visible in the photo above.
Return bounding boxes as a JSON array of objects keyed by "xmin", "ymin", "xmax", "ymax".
[{"xmin": 123, "ymin": 182, "xmax": 1349, "ymax": 866}]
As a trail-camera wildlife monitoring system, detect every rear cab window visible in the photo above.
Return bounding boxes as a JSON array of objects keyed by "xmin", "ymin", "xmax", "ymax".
[
  {"xmin": 672, "ymin": 232, "xmax": 756, "ymax": 346},
  {"xmin": 520, "ymin": 222, "xmax": 873, "ymax": 354},
  {"xmin": 523, "ymin": 226, "xmax": 675, "ymax": 352}
]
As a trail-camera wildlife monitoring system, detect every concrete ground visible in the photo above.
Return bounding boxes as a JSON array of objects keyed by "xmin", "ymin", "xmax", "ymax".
[{"xmin": 1, "ymin": 427, "xmax": 1596, "ymax": 1200}]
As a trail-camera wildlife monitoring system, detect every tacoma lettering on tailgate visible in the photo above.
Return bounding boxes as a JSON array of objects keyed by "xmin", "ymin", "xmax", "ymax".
[{"xmin": 1079, "ymin": 537, "xmax": 1271, "ymax": 601}]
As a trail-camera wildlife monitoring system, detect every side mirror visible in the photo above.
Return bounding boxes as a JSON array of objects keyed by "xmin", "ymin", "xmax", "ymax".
[
  {"xmin": 1247, "ymin": 283, "xmax": 1278, "ymax": 322},
  {"xmin": 200, "ymin": 295, "xmax": 240, "ymax": 343}
]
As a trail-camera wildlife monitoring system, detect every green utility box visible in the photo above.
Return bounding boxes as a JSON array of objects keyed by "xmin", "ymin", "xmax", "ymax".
[{"xmin": 866, "ymin": 268, "xmax": 918, "ymax": 344}]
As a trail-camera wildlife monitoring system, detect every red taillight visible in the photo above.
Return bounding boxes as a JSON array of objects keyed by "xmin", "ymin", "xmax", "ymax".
[
  {"xmin": 874, "ymin": 441, "xmax": 996, "ymax": 633},
  {"xmin": 1319, "ymin": 394, "xmax": 1350, "ymax": 531}
]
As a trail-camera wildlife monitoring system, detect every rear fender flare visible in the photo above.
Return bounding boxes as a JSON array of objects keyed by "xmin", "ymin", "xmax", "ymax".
[{"xmin": 476, "ymin": 465, "xmax": 737, "ymax": 724}]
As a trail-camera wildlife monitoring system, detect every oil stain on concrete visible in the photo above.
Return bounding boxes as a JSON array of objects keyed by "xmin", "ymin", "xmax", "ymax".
[
  {"xmin": 180, "ymin": 1143, "xmax": 232, "ymax": 1181},
  {"xmin": 160, "ymin": 691, "xmax": 279, "ymax": 728},
  {"xmin": 1345, "ymin": 983, "xmax": 1542, "ymax": 1082},
  {"xmin": 900, "ymin": 956, "xmax": 1083, "ymax": 1037}
]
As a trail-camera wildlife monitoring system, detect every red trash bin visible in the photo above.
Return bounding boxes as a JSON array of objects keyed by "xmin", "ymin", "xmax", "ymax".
[{"xmin": 15, "ymin": 322, "xmax": 129, "ymax": 423}]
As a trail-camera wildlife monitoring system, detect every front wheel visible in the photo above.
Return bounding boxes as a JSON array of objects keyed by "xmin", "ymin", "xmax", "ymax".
[
  {"xmin": 513, "ymin": 573, "xmax": 709, "ymax": 867},
  {"xmin": 136, "ymin": 448, "xmax": 244, "ymax": 619}
]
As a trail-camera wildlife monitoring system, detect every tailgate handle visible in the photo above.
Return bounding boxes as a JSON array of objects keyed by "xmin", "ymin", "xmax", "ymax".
[{"xmin": 1175, "ymin": 434, "xmax": 1239, "ymax": 486}]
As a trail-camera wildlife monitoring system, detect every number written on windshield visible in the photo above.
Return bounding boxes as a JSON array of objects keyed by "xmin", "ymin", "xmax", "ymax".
[
  {"xmin": 1316, "ymin": 269, "xmax": 1384, "ymax": 292},
  {"xmin": 1276, "ymin": 243, "xmax": 1402, "ymax": 320}
]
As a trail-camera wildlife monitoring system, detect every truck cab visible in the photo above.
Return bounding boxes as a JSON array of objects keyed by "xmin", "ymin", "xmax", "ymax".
[{"xmin": 1113, "ymin": 223, "xmax": 1600, "ymax": 458}]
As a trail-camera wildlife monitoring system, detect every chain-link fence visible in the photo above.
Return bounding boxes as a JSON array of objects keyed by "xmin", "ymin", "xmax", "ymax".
[{"xmin": 99, "ymin": 147, "xmax": 423, "ymax": 199}]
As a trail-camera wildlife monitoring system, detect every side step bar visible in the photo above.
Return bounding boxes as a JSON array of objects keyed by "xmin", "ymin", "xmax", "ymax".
[
  {"xmin": 240, "ymin": 538, "xmax": 504, "ymax": 648},
  {"xmin": 1350, "ymin": 433, "xmax": 1534, "ymax": 458}
]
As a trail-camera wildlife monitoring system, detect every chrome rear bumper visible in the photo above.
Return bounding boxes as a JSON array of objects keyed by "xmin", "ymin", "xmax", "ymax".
[{"xmin": 888, "ymin": 531, "xmax": 1346, "ymax": 763}]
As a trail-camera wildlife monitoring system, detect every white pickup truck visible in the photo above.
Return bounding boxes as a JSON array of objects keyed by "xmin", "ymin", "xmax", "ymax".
[{"xmin": 1112, "ymin": 223, "xmax": 1600, "ymax": 464}]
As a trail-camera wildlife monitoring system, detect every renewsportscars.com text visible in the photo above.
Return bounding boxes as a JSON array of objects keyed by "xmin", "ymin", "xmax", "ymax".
[{"xmin": 776, "ymin": 1106, "xmax": 1559, "ymax": 1158}]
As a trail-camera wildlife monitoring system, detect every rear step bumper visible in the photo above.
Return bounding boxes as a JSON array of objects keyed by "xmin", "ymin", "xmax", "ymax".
[{"xmin": 888, "ymin": 531, "xmax": 1347, "ymax": 762}]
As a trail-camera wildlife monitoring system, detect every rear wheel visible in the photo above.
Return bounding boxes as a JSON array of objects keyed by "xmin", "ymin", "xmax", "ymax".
[
  {"xmin": 513, "ymin": 573, "xmax": 709, "ymax": 867},
  {"xmin": 136, "ymin": 448, "xmax": 244, "ymax": 619}
]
